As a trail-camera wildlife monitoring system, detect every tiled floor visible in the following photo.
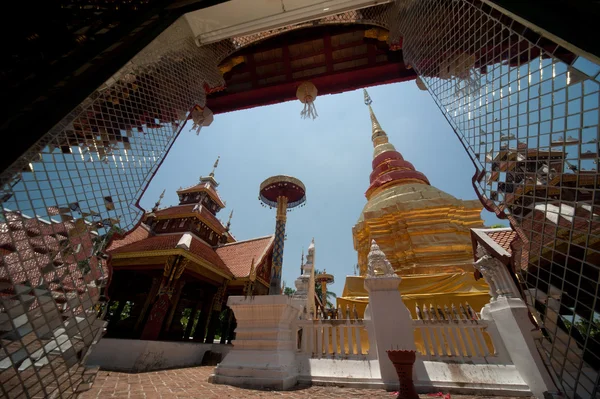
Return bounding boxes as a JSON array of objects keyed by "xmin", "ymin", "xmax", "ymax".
[{"xmin": 78, "ymin": 366, "xmax": 530, "ymax": 399}]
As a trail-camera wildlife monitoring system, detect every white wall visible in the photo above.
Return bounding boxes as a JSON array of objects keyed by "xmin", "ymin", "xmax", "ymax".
[{"xmin": 86, "ymin": 339, "xmax": 220, "ymax": 372}]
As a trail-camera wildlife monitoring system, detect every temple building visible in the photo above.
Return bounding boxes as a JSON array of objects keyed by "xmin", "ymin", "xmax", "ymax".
[
  {"xmin": 338, "ymin": 90, "xmax": 490, "ymax": 317},
  {"xmin": 103, "ymin": 160, "xmax": 274, "ymax": 344}
]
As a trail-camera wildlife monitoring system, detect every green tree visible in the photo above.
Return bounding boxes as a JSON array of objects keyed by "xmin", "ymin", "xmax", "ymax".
[
  {"xmin": 108, "ymin": 300, "xmax": 132, "ymax": 320},
  {"xmin": 180, "ymin": 308, "xmax": 200, "ymax": 336},
  {"xmin": 489, "ymin": 224, "xmax": 508, "ymax": 229},
  {"xmin": 284, "ymin": 287, "xmax": 296, "ymax": 296},
  {"xmin": 563, "ymin": 316, "xmax": 600, "ymax": 341}
]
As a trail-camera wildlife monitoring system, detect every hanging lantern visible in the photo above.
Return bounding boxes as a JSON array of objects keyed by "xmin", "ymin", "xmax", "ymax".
[
  {"xmin": 190, "ymin": 105, "xmax": 214, "ymax": 135},
  {"xmin": 415, "ymin": 77, "xmax": 427, "ymax": 91},
  {"xmin": 296, "ymin": 81, "xmax": 318, "ymax": 120}
]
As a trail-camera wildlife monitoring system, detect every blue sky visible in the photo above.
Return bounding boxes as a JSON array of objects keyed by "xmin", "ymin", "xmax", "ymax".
[{"xmin": 139, "ymin": 81, "xmax": 504, "ymax": 296}]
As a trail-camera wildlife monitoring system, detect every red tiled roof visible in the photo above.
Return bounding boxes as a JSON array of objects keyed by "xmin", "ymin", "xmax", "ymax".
[
  {"xmin": 108, "ymin": 233, "xmax": 232, "ymax": 276},
  {"xmin": 215, "ymin": 236, "xmax": 274, "ymax": 278},
  {"xmin": 106, "ymin": 224, "xmax": 150, "ymax": 252},
  {"xmin": 485, "ymin": 230, "xmax": 517, "ymax": 254},
  {"xmin": 519, "ymin": 203, "xmax": 600, "ymax": 265},
  {"xmin": 152, "ymin": 204, "xmax": 227, "ymax": 234}
]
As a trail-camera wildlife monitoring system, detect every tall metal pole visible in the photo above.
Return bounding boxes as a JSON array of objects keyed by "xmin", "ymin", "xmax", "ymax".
[{"xmin": 269, "ymin": 195, "xmax": 288, "ymax": 294}]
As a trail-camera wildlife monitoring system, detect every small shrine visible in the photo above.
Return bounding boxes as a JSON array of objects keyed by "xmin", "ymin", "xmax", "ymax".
[{"xmin": 101, "ymin": 157, "xmax": 275, "ymax": 346}]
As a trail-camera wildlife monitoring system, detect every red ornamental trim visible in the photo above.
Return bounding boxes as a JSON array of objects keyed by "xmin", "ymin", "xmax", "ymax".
[
  {"xmin": 203, "ymin": 82, "xmax": 227, "ymax": 95},
  {"xmin": 371, "ymin": 150, "xmax": 404, "ymax": 169},
  {"xmin": 370, "ymin": 159, "xmax": 417, "ymax": 183},
  {"xmin": 366, "ymin": 170, "xmax": 430, "ymax": 194},
  {"xmin": 372, "ymin": 169, "xmax": 429, "ymax": 186}
]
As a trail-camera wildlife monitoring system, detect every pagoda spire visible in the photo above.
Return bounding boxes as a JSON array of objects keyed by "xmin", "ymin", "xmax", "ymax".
[
  {"xmin": 152, "ymin": 189, "xmax": 165, "ymax": 213},
  {"xmin": 300, "ymin": 248, "xmax": 305, "ymax": 275},
  {"xmin": 209, "ymin": 155, "xmax": 220, "ymax": 177},
  {"xmin": 362, "ymin": 88, "xmax": 430, "ymax": 199},
  {"xmin": 363, "ymin": 89, "xmax": 388, "ymax": 146}
]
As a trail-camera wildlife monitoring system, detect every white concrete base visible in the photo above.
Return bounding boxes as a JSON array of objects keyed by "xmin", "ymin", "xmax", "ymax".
[
  {"xmin": 211, "ymin": 295, "xmax": 302, "ymax": 390},
  {"xmin": 85, "ymin": 338, "xmax": 215, "ymax": 372},
  {"xmin": 364, "ymin": 275, "xmax": 416, "ymax": 389},
  {"xmin": 296, "ymin": 356, "xmax": 382, "ymax": 387},
  {"xmin": 414, "ymin": 359, "xmax": 532, "ymax": 396},
  {"xmin": 485, "ymin": 297, "xmax": 558, "ymax": 398}
]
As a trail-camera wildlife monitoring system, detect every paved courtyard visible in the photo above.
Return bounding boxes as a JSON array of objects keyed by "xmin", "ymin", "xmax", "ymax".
[{"xmin": 78, "ymin": 366, "xmax": 530, "ymax": 399}]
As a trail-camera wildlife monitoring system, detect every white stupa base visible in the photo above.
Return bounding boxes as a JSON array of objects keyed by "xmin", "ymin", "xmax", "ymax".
[{"xmin": 210, "ymin": 295, "xmax": 302, "ymax": 390}]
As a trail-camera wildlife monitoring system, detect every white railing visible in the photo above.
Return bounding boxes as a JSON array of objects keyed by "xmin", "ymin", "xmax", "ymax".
[
  {"xmin": 413, "ymin": 318, "xmax": 511, "ymax": 364},
  {"xmin": 296, "ymin": 318, "xmax": 371, "ymax": 359}
]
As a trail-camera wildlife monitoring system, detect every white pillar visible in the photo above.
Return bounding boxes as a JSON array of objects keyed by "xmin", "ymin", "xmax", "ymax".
[
  {"xmin": 211, "ymin": 295, "xmax": 302, "ymax": 390},
  {"xmin": 475, "ymin": 246, "xmax": 558, "ymax": 398},
  {"xmin": 364, "ymin": 240, "xmax": 416, "ymax": 389}
]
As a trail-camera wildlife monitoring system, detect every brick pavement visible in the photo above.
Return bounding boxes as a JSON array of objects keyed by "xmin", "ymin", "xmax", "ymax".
[{"xmin": 78, "ymin": 366, "xmax": 529, "ymax": 399}]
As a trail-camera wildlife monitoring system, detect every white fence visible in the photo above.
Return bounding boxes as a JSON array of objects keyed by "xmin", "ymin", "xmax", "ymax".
[
  {"xmin": 296, "ymin": 318, "xmax": 371, "ymax": 359},
  {"xmin": 412, "ymin": 319, "xmax": 509, "ymax": 364},
  {"xmin": 295, "ymin": 306, "xmax": 511, "ymax": 365}
]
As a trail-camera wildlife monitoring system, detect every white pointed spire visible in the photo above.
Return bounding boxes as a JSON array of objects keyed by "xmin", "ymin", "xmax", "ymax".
[{"xmin": 209, "ymin": 155, "xmax": 220, "ymax": 177}]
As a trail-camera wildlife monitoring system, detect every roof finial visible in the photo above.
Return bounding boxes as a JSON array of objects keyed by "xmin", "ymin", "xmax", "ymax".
[
  {"xmin": 363, "ymin": 88, "xmax": 388, "ymax": 146},
  {"xmin": 226, "ymin": 209, "xmax": 233, "ymax": 230},
  {"xmin": 209, "ymin": 155, "xmax": 220, "ymax": 177},
  {"xmin": 249, "ymin": 257, "xmax": 256, "ymax": 282},
  {"xmin": 152, "ymin": 189, "xmax": 166, "ymax": 212}
]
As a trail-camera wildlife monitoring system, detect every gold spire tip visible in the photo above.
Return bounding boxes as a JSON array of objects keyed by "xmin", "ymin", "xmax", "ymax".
[{"xmin": 362, "ymin": 88, "xmax": 387, "ymax": 144}]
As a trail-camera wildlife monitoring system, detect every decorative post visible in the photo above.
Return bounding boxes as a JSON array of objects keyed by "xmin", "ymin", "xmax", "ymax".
[
  {"xmin": 475, "ymin": 245, "xmax": 557, "ymax": 398},
  {"xmin": 315, "ymin": 270, "xmax": 334, "ymax": 309},
  {"xmin": 163, "ymin": 280, "xmax": 186, "ymax": 336},
  {"xmin": 258, "ymin": 175, "xmax": 306, "ymax": 295},
  {"xmin": 205, "ymin": 282, "xmax": 227, "ymax": 343},
  {"xmin": 134, "ymin": 277, "xmax": 160, "ymax": 334},
  {"xmin": 363, "ymin": 240, "xmax": 417, "ymax": 391},
  {"xmin": 211, "ymin": 177, "xmax": 307, "ymax": 390},
  {"xmin": 140, "ymin": 253, "xmax": 188, "ymax": 341}
]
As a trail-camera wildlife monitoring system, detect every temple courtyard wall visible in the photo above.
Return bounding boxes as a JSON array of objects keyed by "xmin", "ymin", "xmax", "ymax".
[{"xmin": 86, "ymin": 339, "xmax": 231, "ymax": 373}]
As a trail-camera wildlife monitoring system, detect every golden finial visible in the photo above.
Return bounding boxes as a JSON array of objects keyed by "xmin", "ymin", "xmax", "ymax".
[
  {"xmin": 209, "ymin": 155, "xmax": 220, "ymax": 177},
  {"xmin": 362, "ymin": 88, "xmax": 388, "ymax": 145},
  {"xmin": 226, "ymin": 209, "xmax": 233, "ymax": 230}
]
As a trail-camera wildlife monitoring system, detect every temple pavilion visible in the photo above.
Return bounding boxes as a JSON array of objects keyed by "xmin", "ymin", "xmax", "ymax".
[
  {"xmin": 338, "ymin": 91, "xmax": 490, "ymax": 318},
  {"xmin": 104, "ymin": 160, "xmax": 274, "ymax": 343}
]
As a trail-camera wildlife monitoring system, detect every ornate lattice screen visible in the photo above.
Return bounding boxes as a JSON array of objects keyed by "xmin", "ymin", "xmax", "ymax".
[
  {"xmin": 390, "ymin": 1, "xmax": 600, "ymax": 397},
  {"xmin": 0, "ymin": 18, "xmax": 234, "ymax": 398}
]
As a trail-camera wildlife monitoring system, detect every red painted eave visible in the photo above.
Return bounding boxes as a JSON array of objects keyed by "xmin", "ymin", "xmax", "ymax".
[{"xmin": 207, "ymin": 63, "xmax": 418, "ymax": 114}]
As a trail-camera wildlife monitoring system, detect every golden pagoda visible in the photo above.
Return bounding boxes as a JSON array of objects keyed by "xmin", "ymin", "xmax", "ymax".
[{"xmin": 337, "ymin": 90, "xmax": 490, "ymax": 317}]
